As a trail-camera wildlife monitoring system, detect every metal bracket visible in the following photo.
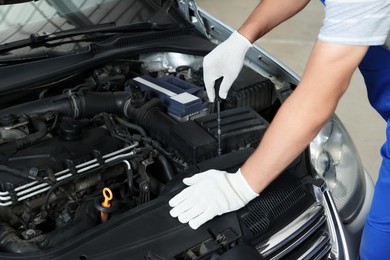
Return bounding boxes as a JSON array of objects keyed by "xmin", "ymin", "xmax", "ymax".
[
  {"xmin": 178, "ymin": 0, "xmax": 209, "ymax": 38},
  {"xmin": 138, "ymin": 155, "xmax": 154, "ymax": 204}
]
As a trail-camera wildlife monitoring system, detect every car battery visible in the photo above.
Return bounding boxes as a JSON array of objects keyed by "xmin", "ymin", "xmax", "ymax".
[{"xmin": 131, "ymin": 75, "xmax": 208, "ymax": 121}]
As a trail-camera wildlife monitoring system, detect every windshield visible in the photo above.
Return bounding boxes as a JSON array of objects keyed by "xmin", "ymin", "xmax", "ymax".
[{"xmin": 0, "ymin": 0, "xmax": 166, "ymax": 54}]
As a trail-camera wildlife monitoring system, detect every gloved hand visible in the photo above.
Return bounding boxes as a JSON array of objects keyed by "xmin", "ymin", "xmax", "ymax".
[
  {"xmin": 169, "ymin": 169, "xmax": 258, "ymax": 230},
  {"xmin": 203, "ymin": 31, "xmax": 252, "ymax": 102}
]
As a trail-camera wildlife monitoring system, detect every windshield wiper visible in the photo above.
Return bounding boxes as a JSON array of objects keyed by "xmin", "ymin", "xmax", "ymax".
[{"xmin": 0, "ymin": 22, "xmax": 180, "ymax": 54}]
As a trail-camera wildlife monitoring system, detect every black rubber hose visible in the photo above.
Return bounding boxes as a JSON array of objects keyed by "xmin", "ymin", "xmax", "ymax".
[
  {"xmin": 15, "ymin": 115, "xmax": 47, "ymax": 149},
  {"xmin": 114, "ymin": 116, "xmax": 147, "ymax": 137},
  {"xmin": 0, "ymin": 94, "xmax": 74, "ymax": 118},
  {"xmin": 80, "ymin": 91, "xmax": 130, "ymax": 118},
  {"xmin": 157, "ymin": 154, "xmax": 175, "ymax": 182},
  {"xmin": 0, "ymin": 92, "xmax": 177, "ymax": 147},
  {"xmin": 0, "ymin": 115, "xmax": 49, "ymax": 154},
  {"xmin": 0, "ymin": 92, "xmax": 130, "ymax": 119},
  {"xmin": 126, "ymin": 168, "xmax": 134, "ymax": 196},
  {"xmin": 0, "ymin": 224, "xmax": 39, "ymax": 253},
  {"xmin": 124, "ymin": 98, "xmax": 177, "ymax": 146}
]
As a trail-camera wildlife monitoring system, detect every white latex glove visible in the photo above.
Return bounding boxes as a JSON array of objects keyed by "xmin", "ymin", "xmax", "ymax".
[
  {"xmin": 203, "ymin": 31, "xmax": 252, "ymax": 102},
  {"xmin": 169, "ymin": 169, "xmax": 258, "ymax": 230}
]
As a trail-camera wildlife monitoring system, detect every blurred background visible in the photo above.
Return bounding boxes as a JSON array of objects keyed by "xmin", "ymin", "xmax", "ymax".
[{"xmin": 197, "ymin": 0, "xmax": 385, "ymax": 183}]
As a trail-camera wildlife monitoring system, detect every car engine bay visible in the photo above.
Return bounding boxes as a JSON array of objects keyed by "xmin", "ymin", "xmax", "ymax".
[
  {"xmin": 0, "ymin": 0, "xmax": 369, "ymax": 258},
  {"xmin": 0, "ymin": 51, "xmax": 289, "ymax": 253}
]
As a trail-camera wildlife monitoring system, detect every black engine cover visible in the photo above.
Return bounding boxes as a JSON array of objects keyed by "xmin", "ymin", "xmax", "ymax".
[{"xmin": 170, "ymin": 107, "xmax": 269, "ymax": 164}]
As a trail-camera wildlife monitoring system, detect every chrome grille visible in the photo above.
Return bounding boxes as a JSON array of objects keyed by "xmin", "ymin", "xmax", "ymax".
[{"xmin": 256, "ymin": 202, "xmax": 331, "ymax": 260}]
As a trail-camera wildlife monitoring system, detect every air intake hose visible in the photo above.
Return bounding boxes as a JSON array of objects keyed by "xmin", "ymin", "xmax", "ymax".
[
  {"xmin": 0, "ymin": 91, "xmax": 130, "ymax": 119},
  {"xmin": 0, "ymin": 91, "xmax": 177, "ymax": 145}
]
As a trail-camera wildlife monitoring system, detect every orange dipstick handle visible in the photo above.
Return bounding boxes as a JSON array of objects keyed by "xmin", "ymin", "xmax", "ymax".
[
  {"xmin": 100, "ymin": 187, "xmax": 113, "ymax": 223},
  {"xmin": 101, "ymin": 188, "xmax": 113, "ymax": 208}
]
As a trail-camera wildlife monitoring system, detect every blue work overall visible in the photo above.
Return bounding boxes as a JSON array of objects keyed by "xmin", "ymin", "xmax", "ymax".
[
  {"xmin": 359, "ymin": 46, "xmax": 390, "ymax": 259},
  {"xmin": 319, "ymin": 0, "xmax": 390, "ymax": 256}
]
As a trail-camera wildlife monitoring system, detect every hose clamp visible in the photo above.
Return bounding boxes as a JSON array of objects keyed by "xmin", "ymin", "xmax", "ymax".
[
  {"xmin": 65, "ymin": 90, "xmax": 80, "ymax": 118},
  {"xmin": 123, "ymin": 98, "xmax": 132, "ymax": 118}
]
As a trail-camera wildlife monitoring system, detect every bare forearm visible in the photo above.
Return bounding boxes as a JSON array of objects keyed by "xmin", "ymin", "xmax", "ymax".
[
  {"xmin": 241, "ymin": 80, "xmax": 335, "ymax": 192},
  {"xmin": 238, "ymin": 0, "xmax": 310, "ymax": 43},
  {"xmin": 241, "ymin": 41, "xmax": 368, "ymax": 193}
]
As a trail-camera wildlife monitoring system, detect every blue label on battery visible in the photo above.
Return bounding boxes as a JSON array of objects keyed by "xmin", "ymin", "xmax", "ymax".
[{"xmin": 131, "ymin": 75, "xmax": 208, "ymax": 118}]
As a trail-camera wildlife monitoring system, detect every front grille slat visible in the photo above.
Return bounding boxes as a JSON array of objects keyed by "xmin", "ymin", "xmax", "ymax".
[
  {"xmin": 256, "ymin": 202, "xmax": 331, "ymax": 259},
  {"xmin": 270, "ymin": 216, "xmax": 327, "ymax": 260},
  {"xmin": 313, "ymin": 244, "xmax": 332, "ymax": 260},
  {"xmin": 296, "ymin": 234, "xmax": 331, "ymax": 260},
  {"xmin": 278, "ymin": 229, "xmax": 331, "ymax": 260}
]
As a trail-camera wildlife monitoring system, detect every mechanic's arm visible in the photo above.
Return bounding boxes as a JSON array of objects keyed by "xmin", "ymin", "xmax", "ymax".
[
  {"xmin": 169, "ymin": 0, "xmax": 370, "ymax": 230},
  {"xmin": 169, "ymin": 40, "xmax": 368, "ymax": 230},
  {"xmin": 241, "ymin": 41, "xmax": 368, "ymax": 193},
  {"xmin": 204, "ymin": 0, "xmax": 310, "ymax": 101},
  {"xmin": 238, "ymin": 0, "xmax": 310, "ymax": 42}
]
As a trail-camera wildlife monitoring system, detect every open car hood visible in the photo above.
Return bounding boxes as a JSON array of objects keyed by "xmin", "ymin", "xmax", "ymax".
[{"xmin": 0, "ymin": 0, "xmax": 191, "ymax": 55}]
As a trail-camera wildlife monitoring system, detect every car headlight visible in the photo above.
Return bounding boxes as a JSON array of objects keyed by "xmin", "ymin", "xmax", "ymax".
[{"xmin": 310, "ymin": 115, "xmax": 366, "ymax": 223}]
